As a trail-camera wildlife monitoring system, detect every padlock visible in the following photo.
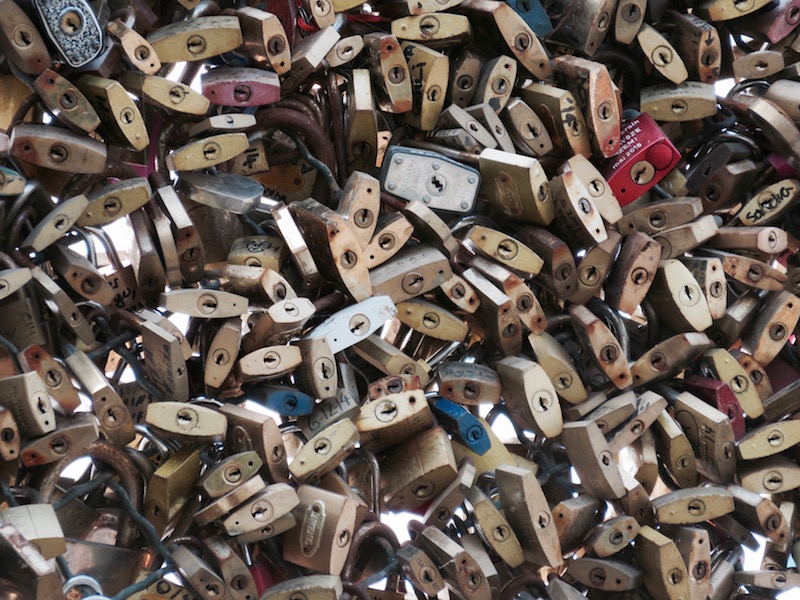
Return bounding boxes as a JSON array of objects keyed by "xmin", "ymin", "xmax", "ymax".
[
  {"xmin": 20, "ymin": 194, "xmax": 88, "ymax": 253},
  {"xmin": 290, "ymin": 198, "xmax": 371, "ymax": 300},
  {"xmin": 479, "ymin": 148, "xmax": 552, "ymax": 224},
  {"xmin": 665, "ymin": 10, "xmax": 721, "ymax": 84},
  {"xmin": 513, "ymin": 226, "xmax": 578, "ymax": 301},
  {"xmin": 520, "ymin": 82, "xmax": 591, "ymax": 158},
  {"xmin": 147, "ymin": 16, "xmax": 243, "ymax": 63},
  {"xmin": 381, "ymin": 146, "xmax": 481, "ymax": 212},
  {"xmin": 549, "ymin": 171, "xmax": 608, "ymax": 248},
  {"xmin": 395, "ymin": 543, "xmax": 445, "ymax": 596},
  {"xmin": 32, "ymin": 69, "xmax": 100, "ymax": 135},
  {"xmin": 283, "ymin": 27, "xmax": 341, "ymax": 90},
  {"xmin": 618, "ymin": 197, "xmax": 703, "ymax": 234},
  {"xmin": 146, "ymin": 401, "xmax": 227, "ymax": 443},
  {"xmin": 641, "ymin": 82, "xmax": 718, "ymax": 123},
  {"xmin": 392, "ymin": 14, "xmax": 472, "ymax": 47},
  {"xmin": 728, "ymin": 484, "xmax": 789, "ymax": 542},
  {"xmin": 76, "ymin": 75, "xmax": 149, "ymax": 151},
  {"xmin": 567, "ymin": 556, "xmax": 643, "ymax": 591},
  {"xmin": 584, "ymin": 514, "xmax": 640, "ymax": 557},
  {"xmin": 700, "ymin": 348, "xmax": 764, "ymax": 419},
  {"xmin": 459, "ymin": 267, "xmax": 522, "ymax": 356},
  {"xmin": 11, "ymin": 124, "xmax": 106, "ymax": 174},
  {"xmin": 195, "ymin": 475, "xmax": 269, "ymax": 528},
  {"xmin": 141, "ymin": 320, "xmax": 189, "ymax": 401},
  {"xmin": 631, "ymin": 333, "xmax": 714, "ymax": 388},
  {"xmin": 20, "ymin": 413, "xmax": 98, "ymax": 467},
  {"xmin": 570, "ymin": 304, "xmax": 632, "ymax": 389},
  {"xmin": 605, "ymin": 232, "xmax": 660, "ymax": 314},
  {"xmin": 0, "ymin": 524, "xmax": 63, "ymax": 599},
  {"xmin": 584, "ymin": 392, "xmax": 636, "ymax": 434},
  {"xmin": 188, "ymin": 114, "xmax": 257, "ymax": 137},
  {"xmin": 283, "ymin": 486, "xmax": 358, "ymax": 575},
  {"xmin": 79, "ymin": 178, "xmax": 152, "ymax": 227},
  {"xmin": 202, "ymin": 534, "xmax": 258, "ymax": 600},
  {"xmin": 733, "ymin": 49, "xmax": 784, "ymax": 81},
  {"xmin": 464, "ymin": 253, "xmax": 545, "ymax": 331},
  {"xmin": 637, "ymin": 23, "xmax": 689, "ymax": 85},
  {"xmin": 151, "ymin": 179, "xmax": 205, "ymax": 284},
  {"xmin": 495, "ymin": 464, "xmax": 563, "ymax": 567},
  {"xmin": 202, "ymin": 67, "xmax": 280, "ymax": 107},
  {"xmin": 120, "ymin": 71, "xmax": 210, "ymax": 115},
  {"xmin": 0, "ymin": 370, "xmax": 54, "ymax": 439},
  {"xmin": 431, "ymin": 398, "xmax": 489, "ymax": 454},
  {"xmin": 464, "ymin": 485, "xmax": 524, "ymax": 567},
  {"xmin": 0, "ymin": 0, "xmax": 52, "ymax": 75},
  {"xmin": 683, "ymin": 376, "xmax": 745, "ymax": 442},
  {"xmin": 289, "ymin": 418, "xmax": 359, "ymax": 482},
  {"xmin": 65, "ymin": 349, "xmax": 135, "ymax": 446},
  {"xmin": 378, "ymin": 425, "xmax": 457, "ymax": 510},
  {"xmin": 221, "ymin": 483, "xmax": 299, "ymax": 536},
  {"xmin": 355, "ymin": 390, "xmax": 434, "ymax": 452},
  {"xmin": 604, "ymin": 391, "xmax": 667, "ymax": 454},
  {"xmin": 553, "ymin": 56, "xmax": 620, "ymax": 158},
  {"xmin": 647, "ymin": 259, "xmax": 713, "ymax": 333},
  {"xmin": 423, "ymin": 459, "xmax": 476, "ymax": 528},
  {"xmin": 144, "ymin": 447, "xmax": 201, "ymax": 535},
  {"xmin": 666, "ymin": 387, "xmax": 737, "ymax": 484},
  {"xmin": 635, "ymin": 526, "xmax": 691, "ymax": 600},
  {"xmin": 242, "ymin": 297, "xmax": 315, "ymax": 351},
  {"xmin": 168, "ymin": 134, "xmax": 250, "ymax": 172},
  {"xmin": 33, "ymin": 0, "xmax": 103, "ymax": 68},
  {"xmin": 600, "ymin": 114, "xmax": 681, "ymax": 207},
  {"xmin": 562, "ymin": 420, "xmax": 626, "ymax": 500},
  {"xmin": 396, "ymin": 299, "xmax": 468, "ymax": 341},
  {"xmin": 200, "ymin": 451, "xmax": 263, "ymax": 500},
  {"xmin": 413, "ymin": 525, "xmax": 492, "ymax": 600},
  {"xmin": 400, "ymin": 42, "xmax": 449, "ymax": 131},
  {"xmin": 501, "ymin": 97, "xmax": 553, "ymax": 157}
]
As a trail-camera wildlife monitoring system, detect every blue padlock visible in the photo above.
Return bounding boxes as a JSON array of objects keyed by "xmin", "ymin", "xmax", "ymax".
[
  {"xmin": 432, "ymin": 397, "xmax": 491, "ymax": 455},
  {"xmin": 247, "ymin": 385, "xmax": 315, "ymax": 416},
  {"xmin": 505, "ymin": 0, "xmax": 553, "ymax": 37}
]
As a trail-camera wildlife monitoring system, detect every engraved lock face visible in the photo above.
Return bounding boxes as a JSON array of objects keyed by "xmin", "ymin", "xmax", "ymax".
[
  {"xmin": 284, "ymin": 486, "xmax": 358, "ymax": 574},
  {"xmin": 33, "ymin": 0, "xmax": 103, "ymax": 68},
  {"xmin": 381, "ymin": 146, "xmax": 481, "ymax": 213}
]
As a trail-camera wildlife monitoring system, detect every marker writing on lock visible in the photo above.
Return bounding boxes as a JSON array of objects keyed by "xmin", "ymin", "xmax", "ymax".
[
  {"xmin": 744, "ymin": 185, "xmax": 795, "ymax": 222},
  {"xmin": 307, "ymin": 395, "xmax": 357, "ymax": 432}
]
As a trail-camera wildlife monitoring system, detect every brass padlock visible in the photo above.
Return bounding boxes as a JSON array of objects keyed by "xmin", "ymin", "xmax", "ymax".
[
  {"xmin": 283, "ymin": 486, "xmax": 359, "ymax": 575},
  {"xmin": 496, "ymin": 464, "xmax": 563, "ymax": 568},
  {"xmin": 379, "ymin": 425, "xmax": 457, "ymax": 511},
  {"xmin": 413, "ymin": 525, "xmax": 492, "ymax": 600},
  {"xmin": 144, "ymin": 447, "xmax": 201, "ymax": 535}
]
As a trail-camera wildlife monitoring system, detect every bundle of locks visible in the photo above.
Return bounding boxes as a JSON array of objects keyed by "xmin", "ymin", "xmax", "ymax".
[{"xmin": 6, "ymin": 0, "xmax": 800, "ymax": 598}]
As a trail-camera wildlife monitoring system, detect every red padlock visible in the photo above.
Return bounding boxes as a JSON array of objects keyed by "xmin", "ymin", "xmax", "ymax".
[
  {"xmin": 683, "ymin": 375, "xmax": 746, "ymax": 440},
  {"xmin": 202, "ymin": 67, "xmax": 281, "ymax": 107},
  {"xmin": 598, "ymin": 112, "xmax": 681, "ymax": 206}
]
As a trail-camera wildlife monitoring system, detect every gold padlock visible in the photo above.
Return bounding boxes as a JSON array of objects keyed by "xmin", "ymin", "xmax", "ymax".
[{"xmin": 283, "ymin": 486, "xmax": 359, "ymax": 575}]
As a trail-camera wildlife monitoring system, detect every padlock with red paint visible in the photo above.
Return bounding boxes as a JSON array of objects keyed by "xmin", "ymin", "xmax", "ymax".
[{"xmin": 598, "ymin": 113, "xmax": 681, "ymax": 206}]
